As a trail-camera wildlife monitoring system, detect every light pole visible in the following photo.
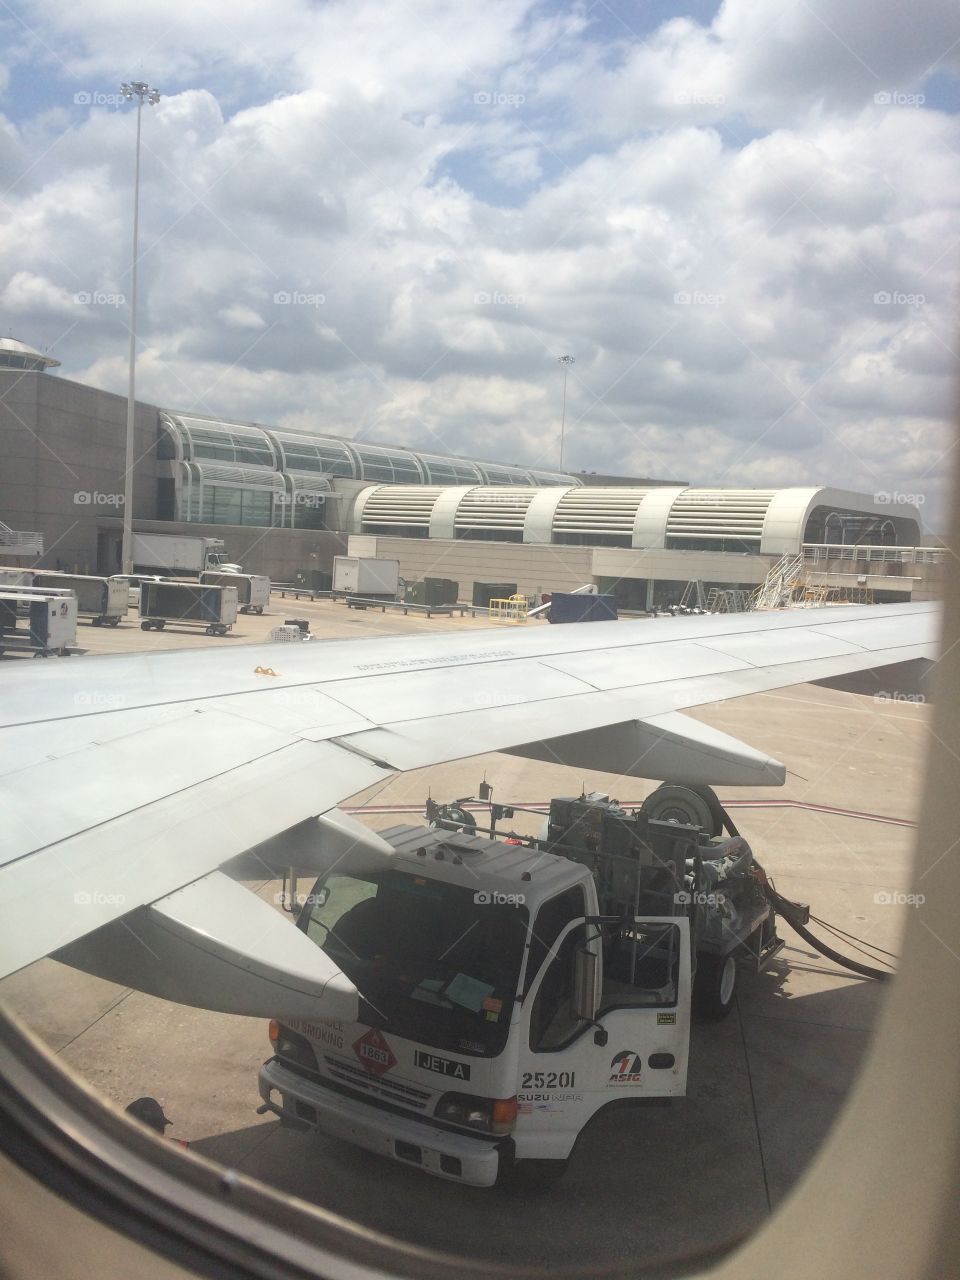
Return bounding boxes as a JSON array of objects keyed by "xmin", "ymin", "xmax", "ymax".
[
  {"xmin": 557, "ymin": 354, "xmax": 575, "ymax": 472},
  {"xmin": 119, "ymin": 80, "xmax": 160, "ymax": 575}
]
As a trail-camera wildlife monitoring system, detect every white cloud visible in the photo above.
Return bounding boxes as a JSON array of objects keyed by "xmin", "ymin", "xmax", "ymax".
[
  {"xmin": 218, "ymin": 303, "xmax": 266, "ymax": 330},
  {"xmin": 1, "ymin": 0, "xmax": 958, "ymax": 527}
]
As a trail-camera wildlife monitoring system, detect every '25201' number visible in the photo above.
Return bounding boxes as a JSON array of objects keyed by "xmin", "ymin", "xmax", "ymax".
[{"xmin": 521, "ymin": 1070, "xmax": 575, "ymax": 1089}]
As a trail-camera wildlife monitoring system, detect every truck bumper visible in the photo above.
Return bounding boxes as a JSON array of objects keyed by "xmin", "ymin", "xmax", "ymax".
[{"xmin": 258, "ymin": 1058, "xmax": 503, "ymax": 1188}]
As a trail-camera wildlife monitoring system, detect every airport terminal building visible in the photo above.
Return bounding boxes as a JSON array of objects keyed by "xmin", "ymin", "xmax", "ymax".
[{"xmin": 0, "ymin": 341, "xmax": 941, "ymax": 605}]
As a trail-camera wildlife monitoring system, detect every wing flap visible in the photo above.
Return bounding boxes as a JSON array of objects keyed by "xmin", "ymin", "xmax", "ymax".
[
  {"xmin": 55, "ymin": 872, "xmax": 358, "ymax": 1021},
  {"xmin": 223, "ymin": 807, "xmax": 396, "ymax": 880},
  {"xmin": 505, "ymin": 711, "xmax": 785, "ymax": 787},
  {"xmin": 0, "ymin": 740, "xmax": 391, "ymax": 980}
]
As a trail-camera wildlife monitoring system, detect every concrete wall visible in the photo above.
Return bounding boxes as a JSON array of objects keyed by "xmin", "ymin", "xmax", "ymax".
[
  {"xmin": 0, "ymin": 370, "xmax": 160, "ymax": 571},
  {"xmin": 349, "ymin": 535, "xmax": 595, "ymax": 599},
  {"xmin": 804, "ymin": 555, "xmax": 944, "ymax": 602},
  {"xmin": 96, "ymin": 517, "xmax": 348, "ymax": 581},
  {"xmin": 592, "ymin": 546, "xmax": 772, "ymax": 586}
]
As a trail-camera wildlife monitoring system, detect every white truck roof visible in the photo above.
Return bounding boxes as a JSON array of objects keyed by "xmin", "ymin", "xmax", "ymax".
[{"xmin": 378, "ymin": 823, "xmax": 583, "ymax": 905}]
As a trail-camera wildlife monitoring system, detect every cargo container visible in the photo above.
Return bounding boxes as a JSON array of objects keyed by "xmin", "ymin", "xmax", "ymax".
[
  {"xmin": 132, "ymin": 534, "xmax": 238, "ymax": 576},
  {"xmin": 424, "ymin": 577, "xmax": 459, "ymax": 607},
  {"xmin": 199, "ymin": 571, "xmax": 270, "ymax": 614},
  {"xmin": 139, "ymin": 581, "xmax": 239, "ymax": 635},
  {"xmin": 472, "ymin": 581, "xmax": 518, "ymax": 609},
  {"xmin": 332, "ymin": 556, "xmax": 400, "ymax": 598},
  {"xmin": 295, "ymin": 568, "xmax": 332, "ymax": 593},
  {"xmin": 547, "ymin": 592, "xmax": 619, "ymax": 624},
  {"xmin": 30, "ymin": 572, "xmax": 128, "ymax": 626},
  {"xmin": 0, "ymin": 588, "xmax": 78, "ymax": 656}
]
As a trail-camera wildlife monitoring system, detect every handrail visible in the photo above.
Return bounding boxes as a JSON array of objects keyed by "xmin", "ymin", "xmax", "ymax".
[{"xmin": 802, "ymin": 543, "xmax": 945, "ymax": 565}]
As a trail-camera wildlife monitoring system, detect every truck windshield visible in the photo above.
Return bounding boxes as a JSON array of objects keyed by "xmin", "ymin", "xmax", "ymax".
[{"xmin": 298, "ymin": 870, "xmax": 528, "ymax": 1057}]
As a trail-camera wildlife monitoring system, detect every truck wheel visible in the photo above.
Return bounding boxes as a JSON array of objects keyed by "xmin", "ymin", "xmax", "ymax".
[
  {"xmin": 255, "ymin": 606, "xmax": 263, "ymax": 615},
  {"xmin": 499, "ymin": 1158, "xmax": 569, "ymax": 1191},
  {"xmin": 205, "ymin": 625, "xmax": 215, "ymax": 635},
  {"xmin": 140, "ymin": 621, "xmax": 152, "ymax": 631},
  {"xmin": 642, "ymin": 783, "xmax": 721, "ymax": 834},
  {"xmin": 694, "ymin": 953, "xmax": 738, "ymax": 1020},
  {"xmin": 109, "ymin": 617, "xmax": 121, "ymax": 627},
  {"xmin": 91, "ymin": 616, "xmax": 102, "ymax": 627}
]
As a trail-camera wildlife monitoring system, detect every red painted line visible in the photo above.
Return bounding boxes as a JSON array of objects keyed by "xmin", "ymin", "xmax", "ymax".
[{"xmin": 345, "ymin": 799, "xmax": 915, "ymax": 828}]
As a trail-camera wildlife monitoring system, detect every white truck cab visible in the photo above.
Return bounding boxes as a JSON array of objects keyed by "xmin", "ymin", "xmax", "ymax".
[{"xmin": 257, "ymin": 806, "xmax": 733, "ymax": 1187}]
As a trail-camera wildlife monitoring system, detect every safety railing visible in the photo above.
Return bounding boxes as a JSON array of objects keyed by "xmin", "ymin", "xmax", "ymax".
[
  {"xmin": 802, "ymin": 544, "xmax": 945, "ymax": 565},
  {"xmin": 488, "ymin": 593, "xmax": 529, "ymax": 624}
]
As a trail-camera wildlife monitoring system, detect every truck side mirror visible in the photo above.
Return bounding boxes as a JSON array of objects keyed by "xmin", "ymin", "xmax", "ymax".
[{"xmin": 573, "ymin": 948, "xmax": 599, "ymax": 1023}]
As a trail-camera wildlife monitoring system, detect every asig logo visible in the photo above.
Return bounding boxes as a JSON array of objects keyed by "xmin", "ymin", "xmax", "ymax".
[{"xmin": 609, "ymin": 1050, "xmax": 643, "ymax": 1083}]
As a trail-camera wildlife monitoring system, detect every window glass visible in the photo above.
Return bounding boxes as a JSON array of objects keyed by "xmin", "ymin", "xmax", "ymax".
[
  {"xmin": 524, "ymin": 886, "xmax": 586, "ymax": 996},
  {"xmin": 530, "ymin": 921, "xmax": 588, "ymax": 1051},
  {"xmin": 600, "ymin": 921, "xmax": 681, "ymax": 1010},
  {"xmin": 300, "ymin": 870, "xmax": 528, "ymax": 1057}
]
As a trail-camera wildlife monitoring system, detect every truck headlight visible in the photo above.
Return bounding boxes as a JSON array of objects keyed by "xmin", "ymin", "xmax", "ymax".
[
  {"xmin": 269, "ymin": 1021, "xmax": 317, "ymax": 1072},
  {"xmin": 435, "ymin": 1092, "xmax": 517, "ymax": 1135}
]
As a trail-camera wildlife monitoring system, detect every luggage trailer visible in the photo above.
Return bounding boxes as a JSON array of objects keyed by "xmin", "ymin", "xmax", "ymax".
[{"xmin": 0, "ymin": 587, "xmax": 79, "ymax": 657}]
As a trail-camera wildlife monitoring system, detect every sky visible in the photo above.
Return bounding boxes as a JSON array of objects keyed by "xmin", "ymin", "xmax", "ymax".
[{"xmin": 1, "ymin": 0, "xmax": 959, "ymax": 527}]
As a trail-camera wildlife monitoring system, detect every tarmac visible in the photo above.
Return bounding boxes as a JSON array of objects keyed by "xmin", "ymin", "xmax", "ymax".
[{"xmin": 0, "ymin": 595, "xmax": 930, "ymax": 1272}]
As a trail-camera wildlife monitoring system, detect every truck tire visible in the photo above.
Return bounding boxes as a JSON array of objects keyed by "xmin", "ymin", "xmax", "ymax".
[
  {"xmin": 694, "ymin": 953, "xmax": 738, "ymax": 1019},
  {"xmin": 91, "ymin": 616, "xmax": 102, "ymax": 627},
  {"xmin": 140, "ymin": 621, "xmax": 152, "ymax": 631},
  {"xmin": 109, "ymin": 617, "xmax": 121, "ymax": 627},
  {"xmin": 642, "ymin": 783, "xmax": 723, "ymax": 834}
]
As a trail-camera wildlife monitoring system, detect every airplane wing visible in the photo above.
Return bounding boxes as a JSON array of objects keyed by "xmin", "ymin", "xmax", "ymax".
[{"xmin": 0, "ymin": 600, "xmax": 937, "ymax": 1019}]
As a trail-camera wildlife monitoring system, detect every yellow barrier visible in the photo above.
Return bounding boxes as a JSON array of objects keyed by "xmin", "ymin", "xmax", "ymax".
[{"xmin": 488, "ymin": 593, "xmax": 529, "ymax": 624}]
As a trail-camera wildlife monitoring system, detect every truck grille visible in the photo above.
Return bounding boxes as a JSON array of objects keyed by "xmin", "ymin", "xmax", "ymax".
[{"xmin": 323, "ymin": 1056, "xmax": 432, "ymax": 1110}]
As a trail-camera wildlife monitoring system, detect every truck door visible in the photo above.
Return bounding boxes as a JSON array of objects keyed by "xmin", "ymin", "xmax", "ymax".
[
  {"xmin": 514, "ymin": 886, "xmax": 599, "ymax": 1160},
  {"xmin": 593, "ymin": 916, "xmax": 691, "ymax": 1100},
  {"xmin": 515, "ymin": 912, "xmax": 690, "ymax": 1161}
]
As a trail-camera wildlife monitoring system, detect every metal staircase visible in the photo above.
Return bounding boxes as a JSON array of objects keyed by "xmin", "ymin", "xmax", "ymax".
[
  {"xmin": 752, "ymin": 551, "xmax": 805, "ymax": 610},
  {"xmin": 706, "ymin": 588, "xmax": 753, "ymax": 613},
  {"xmin": 679, "ymin": 579, "xmax": 706, "ymax": 610},
  {"xmin": 0, "ymin": 521, "xmax": 43, "ymax": 557}
]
